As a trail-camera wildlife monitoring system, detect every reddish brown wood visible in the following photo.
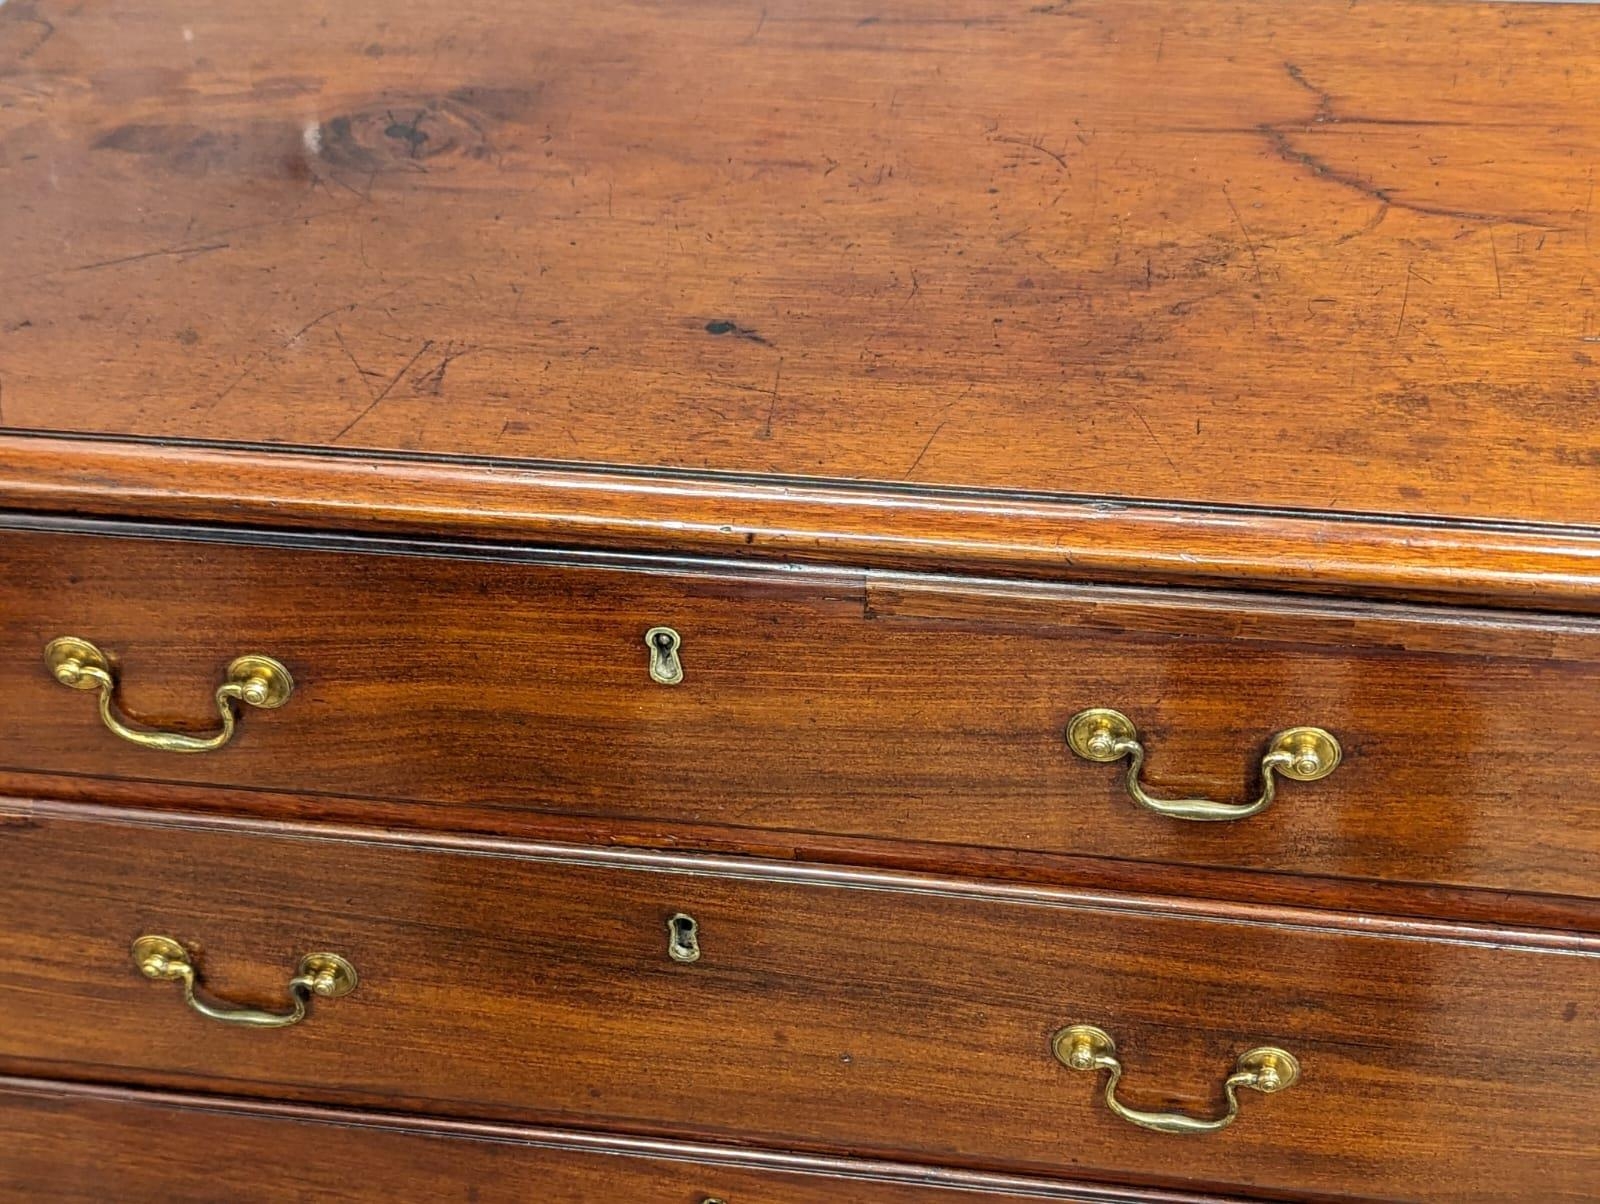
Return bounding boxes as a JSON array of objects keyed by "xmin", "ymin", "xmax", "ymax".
[
  {"xmin": 13, "ymin": 797, "xmax": 1595, "ymax": 954},
  {"xmin": 3, "ymin": 1, "xmax": 1599, "ymax": 528},
  {"xmin": 8, "ymin": 771, "xmax": 1597, "ymax": 935},
  {"xmin": 3, "ymin": 3, "xmax": 1599, "ymax": 1197},
  {"xmin": 0, "ymin": 804, "xmax": 1594, "ymax": 1202},
  {"xmin": 0, "ymin": 1079, "xmax": 1250, "ymax": 1204},
  {"xmin": 3, "ymin": 523, "xmax": 1598, "ymax": 901},
  {"xmin": 3, "ymin": 436, "xmax": 1600, "ymax": 613}
]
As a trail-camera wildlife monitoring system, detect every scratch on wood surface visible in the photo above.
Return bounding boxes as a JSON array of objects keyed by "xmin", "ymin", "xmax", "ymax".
[
  {"xmin": 412, "ymin": 341, "xmax": 478, "ymax": 395},
  {"xmin": 0, "ymin": 197, "xmax": 370, "ymax": 287},
  {"xmin": 65, "ymin": 241, "xmax": 230, "ymax": 274},
  {"xmin": 1394, "ymin": 264, "xmax": 1433, "ymax": 339},
  {"xmin": 1585, "ymin": 165, "xmax": 1594, "ymax": 256},
  {"xmin": 903, "ymin": 419, "xmax": 948, "ymax": 479},
  {"xmin": 333, "ymin": 328, "xmax": 378, "ymax": 396},
  {"xmin": 900, "ymin": 268, "xmax": 922, "ymax": 311},
  {"xmin": 1124, "ymin": 399, "xmax": 1180, "ymax": 480},
  {"xmin": 756, "ymin": 358, "xmax": 784, "ymax": 440},
  {"xmin": 286, "ymin": 303, "xmax": 359, "ymax": 346},
  {"xmin": 1333, "ymin": 202, "xmax": 1389, "ymax": 245},
  {"xmin": 1222, "ymin": 184, "xmax": 1264, "ymax": 285},
  {"xmin": 210, "ymin": 351, "xmax": 264, "ymax": 407},
  {"xmin": 332, "ymin": 339, "xmax": 434, "ymax": 440},
  {"xmin": 993, "ymin": 132, "xmax": 1071, "ymax": 175}
]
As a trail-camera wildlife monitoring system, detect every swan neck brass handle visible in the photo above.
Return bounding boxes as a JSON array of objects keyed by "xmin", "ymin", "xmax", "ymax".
[
  {"xmin": 1066, "ymin": 708, "xmax": 1340, "ymax": 822},
  {"xmin": 132, "ymin": 935, "xmax": 356, "ymax": 1029},
  {"xmin": 45, "ymin": 637, "xmax": 293, "ymax": 754},
  {"xmin": 1053, "ymin": 1025, "xmax": 1299, "ymax": 1135}
]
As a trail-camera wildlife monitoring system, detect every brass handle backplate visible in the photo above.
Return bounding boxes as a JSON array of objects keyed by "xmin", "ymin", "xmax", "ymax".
[
  {"xmin": 132, "ymin": 935, "xmax": 356, "ymax": 1029},
  {"xmin": 1066, "ymin": 708, "xmax": 1340, "ymax": 822},
  {"xmin": 45, "ymin": 636, "xmax": 293, "ymax": 753},
  {"xmin": 1053, "ymin": 1024, "xmax": 1299, "ymax": 1135}
]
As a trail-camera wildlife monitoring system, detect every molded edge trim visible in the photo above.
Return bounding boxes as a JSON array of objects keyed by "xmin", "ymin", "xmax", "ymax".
[
  {"xmin": 2, "ymin": 433, "xmax": 1598, "ymax": 611},
  {"xmin": 0, "ymin": 1076, "xmax": 1244, "ymax": 1203},
  {"xmin": 5, "ymin": 797, "xmax": 1597, "ymax": 957}
]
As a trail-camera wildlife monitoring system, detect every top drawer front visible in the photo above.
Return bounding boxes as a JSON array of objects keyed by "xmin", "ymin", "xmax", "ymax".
[{"xmin": 2, "ymin": 525, "xmax": 1598, "ymax": 897}]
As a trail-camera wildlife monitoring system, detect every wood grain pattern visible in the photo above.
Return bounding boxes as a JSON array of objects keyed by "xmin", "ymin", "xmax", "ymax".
[
  {"xmin": 0, "ymin": 805, "xmax": 1595, "ymax": 1202},
  {"xmin": 5, "ymin": 436, "xmax": 1600, "ymax": 613},
  {"xmin": 2, "ymin": 0, "xmax": 1599, "ymax": 525},
  {"xmin": 9, "ymin": 774, "xmax": 1600, "ymax": 934},
  {"xmin": 0, "ymin": 1079, "xmax": 1250, "ymax": 1204},
  {"xmin": 3, "ymin": 524, "xmax": 1598, "ymax": 900}
]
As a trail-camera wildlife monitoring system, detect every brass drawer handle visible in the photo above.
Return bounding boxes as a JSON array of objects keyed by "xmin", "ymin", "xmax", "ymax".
[
  {"xmin": 45, "ymin": 636, "xmax": 293, "ymax": 754},
  {"xmin": 132, "ymin": 935, "xmax": 356, "ymax": 1029},
  {"xmin": 1066, "ymin": 708, "xmax": 1340, "ymax": 822},
  {"xmin": 1053, "ymin": 1025, "xmax": 1299, "ymax": 1135}
]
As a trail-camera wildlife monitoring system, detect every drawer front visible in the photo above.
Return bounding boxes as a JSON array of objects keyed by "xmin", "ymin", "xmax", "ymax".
[
  {"xmin": 0, "ymin": 1082, "xmax": 1237, "ymax": 1204},
  {"xmin": 1, "ymin": 806, "xmax": 1594, "ymax": 1202},
  {"xmin": 3, "ymin": 525, "xmax": 1600, "ymax": 898}
]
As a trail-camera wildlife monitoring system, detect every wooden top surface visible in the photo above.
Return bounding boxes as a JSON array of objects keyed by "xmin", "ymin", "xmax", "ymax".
[{"xmin": 1, "ymin": 0, "xmax": 1597, "ymax": 527}]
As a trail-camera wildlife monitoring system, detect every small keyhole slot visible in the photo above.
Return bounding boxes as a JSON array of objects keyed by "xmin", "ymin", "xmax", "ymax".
[
  {"xmin": 645, "ymin": 626, "xmax": 684, "ymax": 686},
  {"xmin": 667, "ymin": 913, "xmax": 701, "ymax": 963}
]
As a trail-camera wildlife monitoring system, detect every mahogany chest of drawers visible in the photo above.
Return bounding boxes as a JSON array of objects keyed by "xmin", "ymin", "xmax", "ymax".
[{"xmin": 1, "ymin": 1, "xmax": 1596, "ymax": 1201}]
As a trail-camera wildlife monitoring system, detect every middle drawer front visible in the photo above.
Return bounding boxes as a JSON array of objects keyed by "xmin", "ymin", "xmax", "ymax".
[
  {"xmin": 1, "ymin": 807, "xmax": 1594, "ymax": 1203},
  {"xmin": 5, "ymin": 526, "xmax": 1600, "ymax": 899}
]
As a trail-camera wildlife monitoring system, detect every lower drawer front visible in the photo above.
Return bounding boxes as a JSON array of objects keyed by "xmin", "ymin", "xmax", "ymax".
[
  {"xmin": 1, "ymin": 806, "xmax": 1595, "ymax": 1203},
  {"xmin": 0, "ymin": 1082, "xmax": 1235, "ymax": 1204}
]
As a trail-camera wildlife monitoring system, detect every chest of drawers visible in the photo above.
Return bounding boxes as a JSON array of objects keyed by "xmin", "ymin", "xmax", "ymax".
[{"xmin": 1, "ymin": 1, "xmax": 1597, "ymax": 1201}]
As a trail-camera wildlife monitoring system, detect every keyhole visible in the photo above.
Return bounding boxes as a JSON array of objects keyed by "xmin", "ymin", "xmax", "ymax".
[
  {"xmin": 644, "ymin": 625, "xmax": 684, "ymax": 686},
  {"xmin": 667, "ymin": 913, "xmax": 701, "ymax": 963}
]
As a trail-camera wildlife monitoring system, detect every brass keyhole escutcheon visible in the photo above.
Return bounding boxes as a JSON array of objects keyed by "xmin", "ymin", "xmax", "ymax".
[
  {"xmin": 645, "ymin": 626, "xmax": 684, "ymax": 685},
  {"xmin": 667, "ymin": 912, "xmax": 701, "ymax": 963}
]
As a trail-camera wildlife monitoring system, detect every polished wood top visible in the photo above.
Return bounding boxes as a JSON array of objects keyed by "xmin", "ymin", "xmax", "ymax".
[{"xmin": 2, "ymin": 0, "xmax": 1598, "ymax": 527}]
